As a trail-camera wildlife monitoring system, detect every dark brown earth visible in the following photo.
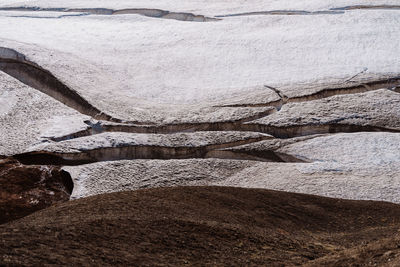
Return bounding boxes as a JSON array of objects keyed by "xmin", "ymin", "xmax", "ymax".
[
  {"xmin": 0, "ymin": 158, "xmax": 73, "ymax": 224},
  {"xmin": 1, "ymin": 186, "xmax": 400, "ymax": 266}
]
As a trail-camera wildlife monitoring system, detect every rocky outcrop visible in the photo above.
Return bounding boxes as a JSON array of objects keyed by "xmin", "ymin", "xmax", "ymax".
[{"xmin": 0, "ymin": 158, "xmax": 72, "ymax": 224}]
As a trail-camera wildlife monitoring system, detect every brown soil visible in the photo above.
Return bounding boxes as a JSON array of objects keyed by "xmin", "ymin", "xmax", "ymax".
[
  {"xmin": 1, "ymin": 186, "xmax": 400, "ymax": 266},
  {"xmin": 0, "ymin": 158, "xmax": 72, "ymax": 224}
]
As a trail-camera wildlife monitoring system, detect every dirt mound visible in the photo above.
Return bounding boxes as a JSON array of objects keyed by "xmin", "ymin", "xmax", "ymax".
[
  {"xmin": 0, "ymin": 158, "xmax": 73, "ymax": 224},
  {"xmin": 304, "ymin": 235, "xmax": 400, "ymax": 266},
  {"xmin": 1, "ymin": 186, "xmax": 400, "ymax": 266}
]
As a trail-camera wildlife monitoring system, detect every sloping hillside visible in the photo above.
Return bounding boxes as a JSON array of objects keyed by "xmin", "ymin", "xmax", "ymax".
[{"xmin": 1, "ymin": 186, "xmax": 400, "ymax": 266}]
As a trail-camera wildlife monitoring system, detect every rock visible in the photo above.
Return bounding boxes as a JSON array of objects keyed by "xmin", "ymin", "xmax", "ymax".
[{"xmin": 0, "ymin": 158, "xmax": 73, "ymax": 224}]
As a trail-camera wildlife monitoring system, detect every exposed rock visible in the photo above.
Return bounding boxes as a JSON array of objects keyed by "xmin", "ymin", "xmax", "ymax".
[{"xmin": 0, "ymin": 158, "xmax": 72, "ymax": 224}]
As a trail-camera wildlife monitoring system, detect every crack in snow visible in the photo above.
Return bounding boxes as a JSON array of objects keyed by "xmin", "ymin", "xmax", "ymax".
[{"xmin": 0, "ymin": 7, "xmax": 219, "ymax": 22}]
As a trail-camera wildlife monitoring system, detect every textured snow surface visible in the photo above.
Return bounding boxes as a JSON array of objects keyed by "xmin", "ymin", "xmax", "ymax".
[
  {"xmin": 29, "ymin": 131, "xmax": 270, "ymax": 153},
  {"xmin": 65, "ymin": 133, "xmax": 400, "ymax": 202},
  {"xmin": 0, "ymin": 0, "xmax": 399, "ymax": 109},
  {"xmin": 0, "ymin": 73, "xmax": 90, "ymax": 155},
  {"xmin": 1, "ymin": 0, "xmax": 400, "ymax": 203},
  {"xmin": 2, "ymin": 0, "xmax": 400, "ymax": 14}
]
